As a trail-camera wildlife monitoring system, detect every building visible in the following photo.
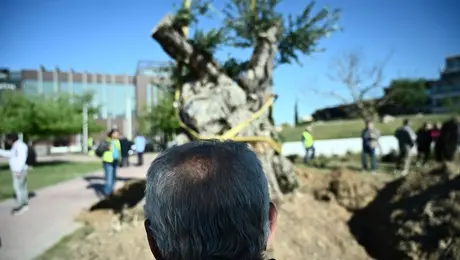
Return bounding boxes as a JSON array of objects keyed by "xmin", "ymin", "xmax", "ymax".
[
  {"xmin": 0, "ymin": 61, "xmax": 170, "ymax": 151},
  {"xmin": 429, "ymin": 55, "xmax": 460, "ymax": 113}
]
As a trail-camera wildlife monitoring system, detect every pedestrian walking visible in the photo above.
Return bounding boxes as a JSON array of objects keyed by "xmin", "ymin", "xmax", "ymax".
[
  {"xmin": 134, "ymin": 133, "xmax": 146, "ymax": 166},
  {"xmin": 361, "ymin": 120, "xmax": 380, "ymax": 173},
  {"xmin": 0, "ymin": 133, "xmax": 30, "ymax": 215},
  {"xmin": 395, "ymin": 119, "xmax": 416, "ymax": 175}
]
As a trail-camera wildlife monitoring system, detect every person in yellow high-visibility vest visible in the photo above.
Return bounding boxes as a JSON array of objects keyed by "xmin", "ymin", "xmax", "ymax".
[
  {"xmin": 88, "ymin": 137, "xmax": 95, "ymax": 156},
  {"xmin": 302, "ymin": 126, "xmax": 315, "ymax": 164}
]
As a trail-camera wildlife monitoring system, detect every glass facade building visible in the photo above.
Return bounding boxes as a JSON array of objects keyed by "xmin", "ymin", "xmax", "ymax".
[
  {"xmin": 22, "ymin": 76, "xmax": 137, "ymax": 120},
  {"xmin": 428, "ymin": 55, "xmax": 460, "ymax": 113},
  {"xmin": 13, "ymin": 64, "xmax": 167, "ymax": 140}
]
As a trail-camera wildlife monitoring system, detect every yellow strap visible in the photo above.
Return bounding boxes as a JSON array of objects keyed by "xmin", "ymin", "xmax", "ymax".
[
  {"xmin": 174, "ymin": 88, "xmax": 282, "ymax": 154},
  {"xmin": 221, "ymin": 95, "xmax": 275, "ymax": 139}
]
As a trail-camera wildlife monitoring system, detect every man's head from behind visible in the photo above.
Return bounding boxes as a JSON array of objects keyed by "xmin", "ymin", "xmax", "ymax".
[{"xmin": 144, "ymin": 140, "xmax": 277, "ymax": 260}]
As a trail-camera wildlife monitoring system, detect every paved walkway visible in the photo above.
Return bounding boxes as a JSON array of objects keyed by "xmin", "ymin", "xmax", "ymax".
[{"xmin": 0, "ymin": 154, "xmax": 156, "ymax": 260}]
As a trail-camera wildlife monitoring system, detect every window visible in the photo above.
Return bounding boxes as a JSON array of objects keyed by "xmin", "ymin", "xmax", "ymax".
[
  {"xmin": 73, "ymin": 82, "xmax": 85, "ymax": 95},
  {"xmin": 43, "ymin": 81, "xmax": 54, "ymax": 95},
  {"xmin": 146, "ymin": 83, "xmax": 153, "ymax": 108},
  {"xmin": 126, "ymin": 85, "xmax": 136, "ymax": 116},
  {"xmin": 23, "ymin": 80, "xmax": 39, "ymax": 95},
  {"xmin": 10, "ymin": 71, "xmax": 21, "ymax": 81},
  {"xmin": 60, "ymin": 82, "xmax": 71, "ymax": 94},
  {"xmin": 105, "ymin": 84, "xmax": 134, "ymax": 117},
  {"xmin": 153, "ymin": 84, "xmax": 158, "ymax": 106}
]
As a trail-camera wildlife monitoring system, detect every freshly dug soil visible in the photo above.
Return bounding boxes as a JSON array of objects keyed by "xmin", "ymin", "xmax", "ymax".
[
  {"xmin": 298, "ymin": 168, "xmax": 393, "ymax": 211},
  {"xmin": 272, "ymin": 193, "xmax": 370, "ymax": 260},
  {"xmin": 44, "ymin": 186, "xmax": 370, "ymax": 259},
  {"xmin": 349, "ymin": 162, "xmax": 460, "ymax": 260}
]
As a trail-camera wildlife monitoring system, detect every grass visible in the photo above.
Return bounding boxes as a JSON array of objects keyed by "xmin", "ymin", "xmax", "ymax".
[
  {"xmin": 0, "ymin": 161, "xmax": 101, "ymax": 201},
  {"xmin": 293, "ymin": 151, "xmax": 438, "ymax": 175},
  {"xmin": 280, "ymin": 113, "xmax": 451, "ymax": 141},
  {"xmin": 36, "ymin": 224, "xmax": 94, "ymax": 260}
]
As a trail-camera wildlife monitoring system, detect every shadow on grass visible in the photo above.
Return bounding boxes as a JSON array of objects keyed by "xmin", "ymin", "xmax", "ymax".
[
  {"xmin": 83, "ymin": 176, "xmax": 138, "ymax": 198},
  {"xmin": 83, "ymin": 176, "xmax": 134, "ymax": 182},
  {"xmin": 89, "ymin": 179, "xmax": 146, "ymax": 213}
]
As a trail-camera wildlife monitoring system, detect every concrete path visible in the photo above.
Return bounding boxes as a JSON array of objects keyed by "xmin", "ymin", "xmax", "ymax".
[{"xmin": 0, "ymin": 154, "xmax": 156, "ymax": 260}]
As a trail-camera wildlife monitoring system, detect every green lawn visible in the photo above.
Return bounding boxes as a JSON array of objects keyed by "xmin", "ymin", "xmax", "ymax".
[
  {"xmin": 294, "ymin": 151, "xmax": 438, "ymax": 175},
  {"xmin": 280, "ymin": 113, "xmax": 451, "ymax": 141},
  {"xmin": 0, "ymin": 161, "xmax": 101, "ymax": 200}
]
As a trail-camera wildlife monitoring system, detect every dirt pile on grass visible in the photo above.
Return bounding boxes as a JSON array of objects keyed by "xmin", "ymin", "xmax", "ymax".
[
  {"xmin": 44, "ymin": 185, "xmax": 371, "ymax": 259},
  {"xmin": 349, "ymin": 162, "xmax": 460, "ymax": 260},
  {"xmin": 298, "ymin": 168, "xmax": 392, "ymax": 211},
  {"xmin": 272, "ymin": 193, "xmax": 370, "ymax": 260}
]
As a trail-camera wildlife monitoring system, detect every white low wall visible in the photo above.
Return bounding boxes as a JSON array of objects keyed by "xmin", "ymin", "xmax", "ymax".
[
  {"xmin": 282, "ymin": 135, "xmax": 416, "ymax": 157},
  {"xmin": 50, "ymin": 145, "xmax": 82, "ymax": 154}
]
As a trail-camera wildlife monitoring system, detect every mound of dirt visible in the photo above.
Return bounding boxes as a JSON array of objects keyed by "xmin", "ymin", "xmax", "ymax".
[
  {"xmin": 349, "ymin": 162, "xmax": 460, "ymax": 260},
  {"xmin": 272, "ymin": 193, "xmax": 370, "ymax": 260},
  {"xmin": 299, "ymin": 168, "xmax": 392, "ymax": 212},
  {"xmin": 47, "ymin": 191, "xmax": 370, "ymax": 260}
]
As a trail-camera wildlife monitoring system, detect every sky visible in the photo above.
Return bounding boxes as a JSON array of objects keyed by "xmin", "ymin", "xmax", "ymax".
[{"xmin": 1, "ymin": 0, "xmax": 459, "ymax": 125}]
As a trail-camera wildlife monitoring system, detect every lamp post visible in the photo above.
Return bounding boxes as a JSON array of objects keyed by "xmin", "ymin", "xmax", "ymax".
[{"xmin": 83, "ymin": 104, "xmax": 88, "ymax": 154}]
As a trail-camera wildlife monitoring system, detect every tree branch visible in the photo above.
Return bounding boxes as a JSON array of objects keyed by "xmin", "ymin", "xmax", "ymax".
[
  {"xmin": 151, "ymin": 14, "xmax": 223, "ymax": 82},
  {"xmin": 238, "ymin": 25, "xmax": 280, "ymax": 92}
]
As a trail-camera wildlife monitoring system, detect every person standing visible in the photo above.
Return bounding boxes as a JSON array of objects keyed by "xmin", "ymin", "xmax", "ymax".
[
  {"xmin": 395, "ymin": 119, "xmax": 417, "ymax": 176},
  {"xmin": 361, "ymin": 120, "xmax": 380, "ymax": 173},
  {"xmin": 416, "ymin": 122, "xmax": 433, "ymax": 167},
  {"xmin": 438, "ymin": 116, "xmax": 460, "ymax": 162},
  {"xmin": 100, "ymin": 129, "xmax": 121, "ymax": 196},
  {"xmin": 87, "ymin": 137, "xmax": 95, "ymax": 156},
  {"xmin": 301, "ymin": 126, "xmax": 315, "ymax": 164},
  {"xmin": 134, "ymin": 133, "xmax": 146, "ymax": 166},
  {"xmin": 0, "ymin": 134, "xmax": 30, "ymax": 215},
  {"xmin": 119, "ymin": 134, "xmax": 131, "ymax": 168}
]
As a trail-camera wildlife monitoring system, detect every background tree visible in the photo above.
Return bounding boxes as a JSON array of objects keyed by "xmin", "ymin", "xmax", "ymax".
[
  {"xmin": 313, "ymin": 49, "xmax": 392, "ymax": 121},
  {"xmin": 442, "ymin": 97, "xmax": 460, "ymax": 115},
  {"xmin": 152, "ymin": 0, "xmax": 340, "ymax": 198},
  {"xmin": 0, "ymin": 90, "xmax": 102, "ymax": 139},
  {"xmin": 385, "ymin": 78, "xmax": 429, "ymax": 110},
  {"xmin": 0, "ymin": 90, "xmax": 34, "ymax": 134},
  {"xmin": 294, "ymin": 99, "xmax": 299, "ymax": 125},
  {"xmin": 138, "ymin": 95, "xmax": 180, "ymax": 149}
]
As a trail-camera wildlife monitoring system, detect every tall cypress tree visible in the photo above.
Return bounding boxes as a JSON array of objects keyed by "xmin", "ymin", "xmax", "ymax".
[{"xmin": 294, "ymin": 99, "xmax": 299, "ymax": 126}]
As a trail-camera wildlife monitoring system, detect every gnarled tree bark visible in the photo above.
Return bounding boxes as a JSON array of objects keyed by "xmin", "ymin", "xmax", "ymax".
[{"xmin": 152, "ymin": 14, "xmax": 299, "ymax": 200}]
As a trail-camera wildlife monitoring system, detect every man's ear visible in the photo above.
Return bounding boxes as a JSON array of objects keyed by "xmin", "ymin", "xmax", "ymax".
[
  {"xmin": 266, "ymin": 202, "xmax": 278, "ymax": 248},
  {"xmin": 144, "ymin": 219, "xmax": 163, "ymax": 260}
]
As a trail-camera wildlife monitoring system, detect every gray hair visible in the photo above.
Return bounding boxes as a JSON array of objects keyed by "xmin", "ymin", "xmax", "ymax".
[{"xmin": 144, "ymin": 140, "xmax": 270, "ymax": 260}]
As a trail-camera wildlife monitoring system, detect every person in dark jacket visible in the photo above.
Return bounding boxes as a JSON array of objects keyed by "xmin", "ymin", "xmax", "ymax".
[
  {"xmin": 416, "ymin": 122, "xmax": 433, "ymax": 167},
  {"xmin": 437, "ymin": 116, "xmax": 460, "ymax": 162},
  {"xmin": 119, "ymin": 135, "xmax": 132, "ymax": 167}
]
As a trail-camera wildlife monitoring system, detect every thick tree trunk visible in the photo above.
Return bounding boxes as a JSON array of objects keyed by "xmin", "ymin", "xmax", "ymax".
[{"xmin": 152, "ymin": 15, "xmax": 299, "ymax": 199}]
